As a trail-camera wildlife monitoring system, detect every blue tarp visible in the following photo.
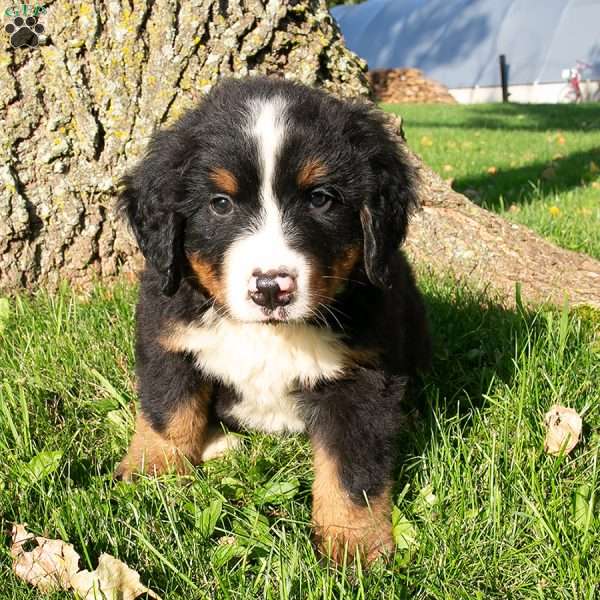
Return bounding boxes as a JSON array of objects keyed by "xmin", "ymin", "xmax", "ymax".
[{"xmin": 332, "ymin": 0, "xmax": 600, "ymax": 88}]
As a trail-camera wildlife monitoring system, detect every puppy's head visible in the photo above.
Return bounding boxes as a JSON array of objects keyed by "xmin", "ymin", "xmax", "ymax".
[{"xmin": 119, "ymin": 78, "xmax": 417, "ymax": 322}]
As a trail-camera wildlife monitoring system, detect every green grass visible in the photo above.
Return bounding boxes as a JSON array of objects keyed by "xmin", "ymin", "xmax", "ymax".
[
  {"xmin": 384, "ymin": 103, "xmax": 600, "ymax": 259},
  {"xmin": 1, "ymin": 281, "xmax": 598, "ymax": 599},
  {"xmin": 1, "ymin": 103, "xmax": 599, "ymax": 598}
]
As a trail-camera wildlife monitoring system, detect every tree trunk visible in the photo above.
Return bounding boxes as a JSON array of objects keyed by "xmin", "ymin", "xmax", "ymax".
[
  {"xmin": 1, "ymin": 0, "xmax": 599, "ymax": 308},
  {"xmin": 0, "ymin": 0, "xmax": 370, "ymax": 291}
]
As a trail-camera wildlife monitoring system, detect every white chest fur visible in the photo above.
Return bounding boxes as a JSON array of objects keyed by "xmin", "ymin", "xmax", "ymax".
[{"xmin": 169, "ymin": 310, "xmax": 349, "ymax": 433}]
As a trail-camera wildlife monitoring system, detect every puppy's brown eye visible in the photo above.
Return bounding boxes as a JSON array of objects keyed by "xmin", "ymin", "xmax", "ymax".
[
  {"xmin": 210, "ymin": 194, "xmax": 233, "ymax": 216},
  {"xmin": 309, "ymin": 188, "xmax": 334, "ymax": 213}
]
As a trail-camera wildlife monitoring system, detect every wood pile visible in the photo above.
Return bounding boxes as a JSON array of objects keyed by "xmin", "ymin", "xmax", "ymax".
[{"xmin": 368, "ymin": 68, "xmax": 457, "ymax": 104}]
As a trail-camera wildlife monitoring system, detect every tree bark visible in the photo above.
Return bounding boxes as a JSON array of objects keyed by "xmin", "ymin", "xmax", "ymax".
[
  {"xmin": 404, "ymin": 146, "xmax": 600, "ymax": 309},
  {"xmin": 1, "ymin": 0, "xmax": 599, "ymax": 308},
  {"xmin": 0, "ymin": 0, "xmax": 370, "ymax": 291}
]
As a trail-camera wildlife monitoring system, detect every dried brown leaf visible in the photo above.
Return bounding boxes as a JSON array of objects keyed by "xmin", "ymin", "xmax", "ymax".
[
  {"xmin": 10, "ymin": 525, "xmax": 161, "ymax": 600},
  {"xmin": 544, "ymin": 405, "xmax": 582, "ymax": 455},
  {"xmin": 11, "ymin": 524, "xmax": 81, "ymax": 592},
  {"xmin": 71, "ymin": 554, "xmax": 162, "ymax": 600}
]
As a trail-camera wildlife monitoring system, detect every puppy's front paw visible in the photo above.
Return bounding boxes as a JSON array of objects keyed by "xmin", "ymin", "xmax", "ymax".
[
  {"xmin": 114, "ymin": 457, "xmax": 135, "ymax": 482},
  {"xmin": 114, "ymin": 443, "xmax": 191, "ymax": 481},
  {"xmin": 314, "ymin": 519, "xmax": 393, "ymax": 565},
  {"xmin": 311, "ymin": 443, "xmax": 394, "ymax": 565},
  {"xmin": 114, "ymin": 412, "xmax": 200, "ymax": 481}
]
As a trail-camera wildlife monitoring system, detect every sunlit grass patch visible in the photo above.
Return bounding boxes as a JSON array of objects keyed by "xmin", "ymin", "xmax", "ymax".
[
  {"xmin": 0, "ymin": 279, "xmax": 598, "ymax": 599},
  {"xmin": 384, "ymin": 102, "xmax": 600, "ymax": 259}
]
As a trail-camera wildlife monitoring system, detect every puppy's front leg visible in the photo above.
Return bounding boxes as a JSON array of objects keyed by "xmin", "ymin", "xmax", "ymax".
[
  {"xmin": 311, "ymin": 441, "xmax": 393, "ymax": 564},
  {"xmin": 116, "ymin": 346, "xmax": 210, "ymax": 480},
  {"xmin": 305, "ymin": 369, "xmax": 408, "ymax": 563}
]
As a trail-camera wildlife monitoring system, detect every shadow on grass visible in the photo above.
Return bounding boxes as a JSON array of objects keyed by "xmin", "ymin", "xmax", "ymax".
[
  {"xmin": 452, "ymin": 146, "xmax": 600, "ymax": 210},
  {"xmin": 394, "ymin": 278, "xmax": 537, "ymax": 486}
]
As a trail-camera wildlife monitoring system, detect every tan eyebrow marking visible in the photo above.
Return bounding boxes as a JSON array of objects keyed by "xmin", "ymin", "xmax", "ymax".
[
  {"xmin": 209, "ymin": 167, "xmax": 238, "ymax": 196},
  {"xmin": 297, "ymin": 159, "xmax": 328, "ymax": 188}
]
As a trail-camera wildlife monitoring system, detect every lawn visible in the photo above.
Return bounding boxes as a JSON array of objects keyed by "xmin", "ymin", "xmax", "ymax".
[
  {"xmin": 385, "ymin": 102, "xmax": 600, "ymax": 260},
  {"xmin": 1, "ymin": 105, "xmax": 599, "ymax": 599}
]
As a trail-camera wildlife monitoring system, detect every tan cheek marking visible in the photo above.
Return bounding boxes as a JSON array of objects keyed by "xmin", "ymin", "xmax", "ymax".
[
  {"xmin": 310, "ymin": 245, "xmax": 362, "ymax": 304},
  {"xmin": 116, "ymin": 393, "xmax": 210, "ymax": 479},
  {"xmin": 188, "ymin": 254, "xmax": 227, "ymax": 305},
  {"xmin": 209, "ymin": 167, "xmax": 238, "ymax": 196},
  {"xmin": 312, "ymin": 442, "xmax": 393, "ymax": 563},
  {"xmin": 330, "ymin": 246, "xmax": 362, "ymax": 293},
  {"xmin": 297, "ymin": 159, "xmax": 329, "ymax": 188}
]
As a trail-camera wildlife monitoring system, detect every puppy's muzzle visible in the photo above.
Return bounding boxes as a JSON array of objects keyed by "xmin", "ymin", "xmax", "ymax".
[{"xmin": 249, "ymin": 269, "xmax": 297, "ymax": 310}]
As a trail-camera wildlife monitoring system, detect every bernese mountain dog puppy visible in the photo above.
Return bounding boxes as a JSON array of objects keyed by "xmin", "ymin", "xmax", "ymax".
[{"xmin": 116, "ymin": 77, "xmax": 431, "ymax": 563}]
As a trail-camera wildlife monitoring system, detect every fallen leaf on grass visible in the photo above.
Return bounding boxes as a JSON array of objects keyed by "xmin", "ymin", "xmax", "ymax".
[
  {"xmin": 10, "ymin": 525, "xmax": 161, "ymax": 599},
  {"xmin": 11, "ymin": 524, "xmax": 80, "ymax": 592},
  {"xmin": 543, "ymin": 405, "xmax": 582, "ymax": 455},
  {"xmin": 71, "ymin": 554, "xmax": 161, "ymax": 600}
]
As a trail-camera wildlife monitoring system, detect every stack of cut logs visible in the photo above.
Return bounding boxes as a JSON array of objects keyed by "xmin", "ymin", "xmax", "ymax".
[{"xmin": 368, "ymin": 68, "xmax": 457, "ymax": 104}]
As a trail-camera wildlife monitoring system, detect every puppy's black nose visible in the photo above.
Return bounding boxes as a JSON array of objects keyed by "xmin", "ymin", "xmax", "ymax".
[
  {"xmin": 253, "ymin": 275, "xmax": 282, "ymax": 310},
  {"xmin": 250, "ymin": 271, "xmax": 295, "ymax": 310}
]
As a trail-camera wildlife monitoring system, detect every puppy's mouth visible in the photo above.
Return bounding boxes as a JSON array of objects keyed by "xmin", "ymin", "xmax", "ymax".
[{"xmin": 258, "ymin": 305, "xmax": 292, "ymax": 323}]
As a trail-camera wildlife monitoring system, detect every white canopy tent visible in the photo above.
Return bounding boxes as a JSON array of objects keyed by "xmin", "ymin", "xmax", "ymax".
[{"xmin": 332, "ymin": 0, "xmax": 600, "ymax": 103}]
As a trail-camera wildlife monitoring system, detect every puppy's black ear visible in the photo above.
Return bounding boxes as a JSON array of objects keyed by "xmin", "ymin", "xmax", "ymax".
[
  {"xmin": 356, "ymin": 113, "xmax": 418, "ymax": 288},
  {"xmin": 118, "ymin": 132, "xmax": 186, "ymax": 296}
]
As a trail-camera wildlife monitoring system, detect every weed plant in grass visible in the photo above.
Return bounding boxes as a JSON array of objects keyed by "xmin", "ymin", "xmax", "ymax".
[
  {"xmin": 0, "ymin": 281, "xmax": 598, "ymax": 599},
  {"xmin": 385, "ymin": 103, "xmax": 600, "ymax": 260}
]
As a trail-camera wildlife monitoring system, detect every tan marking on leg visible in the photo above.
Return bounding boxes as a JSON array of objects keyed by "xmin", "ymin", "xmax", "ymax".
[
  {"xmin": 209, "ymin": 167, "xmax": 238, "ymax": 196},
  {"xmin": 312, "ymin": 441, "xmax": 393, "ymax": 564},
  {"xmin": 116, "ymin": 393, "xmax": 209, "ymax": 480},
  {"xmin": 187, "ymin": 254, "xmax": 227, "ymax": 304},
  {"xmin": 297, "ymin": 159, "xmax": 328, "ymax": 188}
]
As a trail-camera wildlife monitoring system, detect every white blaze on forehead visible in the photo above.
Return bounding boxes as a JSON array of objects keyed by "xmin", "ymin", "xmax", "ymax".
[
  {"xmin": 223, "ymin": 96, "xmax": 313, "ymax": 322},
  {"xmin": 251, "ymin": 96, "xmax": 287, "ymax": 213}
]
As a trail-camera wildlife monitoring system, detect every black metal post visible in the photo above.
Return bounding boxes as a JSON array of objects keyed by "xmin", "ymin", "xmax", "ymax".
[{"xmin": 499, "ymin": 54, "xmax": 509, "ymax": 102}]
